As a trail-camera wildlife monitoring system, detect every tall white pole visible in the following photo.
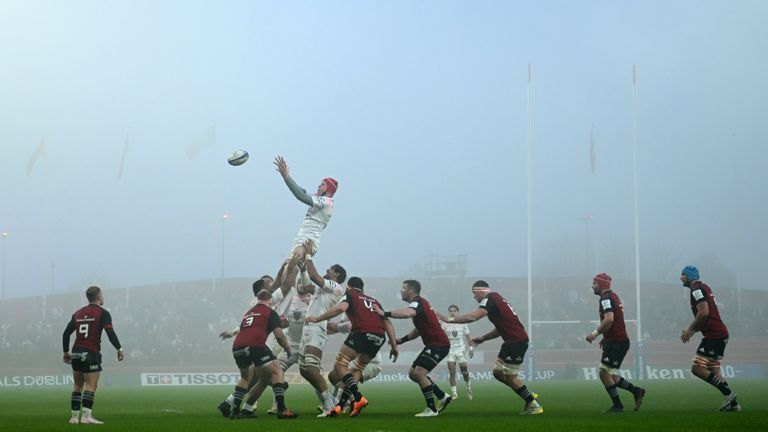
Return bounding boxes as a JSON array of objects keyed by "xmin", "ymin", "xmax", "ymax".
[
  {"xmin": 631, "ymin": 65, "xmax": 642, "ymax": 343},
  {"xmin": 221, "ymin": 214, "xmax": 229, "ymax": 279},
  {"xmin": 526, "ymin": 64, "xmax": 533, "ymax": 338},
  {"xmin": 1, "ymin": 232, "xmax": 7, "ymax": 300}
]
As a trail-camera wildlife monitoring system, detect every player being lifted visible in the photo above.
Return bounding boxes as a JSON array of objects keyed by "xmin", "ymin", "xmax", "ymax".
[
  {"xmin": 297, "ymin": 240, "xmax": 348, "ymax": 416},
  {"xmin": 62, "ymin": 286, "xmax": 124, "ymax": 424},
  {"xmin": 375, "ymin": 280, "xmax": 452, "ymax": 417},
  {"xmin": 679, "ymin": 266, "xmax": 741, "ymax": 412},
  {"xmin": 229, "ymin": 288, "xmax": 298, "ymax": 419},
  {"xmin": 585, "ymin": 273, "xmax": 646, "ymax": 412},
  {"xmin": 441, "ymin": 305, "xmax": 474, "ymax": 400},
  {"xmin": 439, "ymin": 280, "xmax": 543, "ymax": 415},
  {"xmin": 273, "ymin": 155, "xmax": 338, "ymax": 296},
  {"xmin": 305, "ymin": 276, "xmax": 398, "ymax": 417}
]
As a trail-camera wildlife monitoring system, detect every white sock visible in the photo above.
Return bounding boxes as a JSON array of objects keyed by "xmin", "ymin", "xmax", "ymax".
[
  {"xmin": 451, "ymin": 386, "xmax": 457, "ymax": 394},
  {"xmin": 226, "ymin": 394, "xmax": 235, "ymax": 405},
  {"xmin": 466, "ymin": 381, "xmax": 472, "ymax": 389},
  {"xmin": 82, "ymin": 408, "xmax": 92, "ymax": 418},
  {"xmin": 243, "ymin": 403, "xmax": 254, "ymax": 411},
  {"xmin": 321, "ymin": 390, "xmax": 335, "ymax": 410},
  {"xmin": 71, "ymin": 410, "xmax": 80, "ymax": 418}
]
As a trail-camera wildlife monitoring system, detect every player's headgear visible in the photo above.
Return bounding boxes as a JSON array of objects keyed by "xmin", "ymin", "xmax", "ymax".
[
  {"xmin": 471, "ymin": 280, "xmax": 490, "ymax": 293},
  {"xmin": 682, "ymin": 265, "xmax": 700, "ymax": 281},
  {"xmin": 323, "ymin": 177, "xmax": 338, "ymax": 196},
  {"xmin": 593, "ymin": 273, "xmax": 612, "ymax": 290}
]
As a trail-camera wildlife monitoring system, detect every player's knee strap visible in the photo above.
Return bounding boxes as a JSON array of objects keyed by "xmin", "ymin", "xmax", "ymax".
[
  {"xmin": 599, "ymin": 363, "xmax": 620, "ymax": 375},
  {"xmin": 300, "ymin": 353, "xmax": 322, "ymax": 370},
  {"xmin": 692, "ymin": 355, "xmax": 716, "ymax": 368},
  {"xmin": 494, "ymin": 359, "xmax": 521, "ymax": 376},
  {"xmin": 335, "ymin": 352, "xmax": 352, "ymax": 367}
]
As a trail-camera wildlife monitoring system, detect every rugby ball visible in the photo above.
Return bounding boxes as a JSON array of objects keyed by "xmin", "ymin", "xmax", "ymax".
[{"xmin": 227, "ymin": 150, "xmax": 249, "ymax": 166}]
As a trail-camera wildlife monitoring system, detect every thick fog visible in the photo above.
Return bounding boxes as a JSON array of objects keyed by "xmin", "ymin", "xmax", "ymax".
[{"xmin": 1, "ymin": 1, "xmax": 766, "ymax": 300}]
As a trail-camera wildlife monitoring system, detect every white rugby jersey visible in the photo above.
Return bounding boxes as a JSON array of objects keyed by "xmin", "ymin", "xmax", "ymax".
[
  {"xmin": 306, "ymin": 279, "xmax": 346, "ymax": 326},
  {"xmin": 250, "ymin": 287, "xmax": 295, "ymax": 316},
  {"xmin": 442, "ymin": 322, "xmax": 470, "ymax": 351},
  {"xmin": 293, "ymin": 196, "xmax": 334, "ymax": 250},
  {"xmin": 285, "ymin": 294, "xmax": 311, "ymax": 343}
]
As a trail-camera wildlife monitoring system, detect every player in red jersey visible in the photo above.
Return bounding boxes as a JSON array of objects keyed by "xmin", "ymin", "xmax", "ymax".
[
  {"xmin": 229, "ymin": 289, "xmax": 298, "ymax": 419},
  {"xmin": 306, "ymin": 276, "xmax": 398, "ymax": 417},
  {"xmin": 585, "ymin": 273, "xmax": 645, "ymax": 412},
  {"xmin": 62, "ymin": 286, "xmax": 123, "ymax": 424},
  {"xmin": 680, "ymin": 265, "xmax": 741, "ymax": 412},
  {"xmin": 440, "ymin": 280, "xmax": 543, "ymax": 415},
  {"xmin": 375, "ymin": 279, "xmax": 452, "ymax": 417}
]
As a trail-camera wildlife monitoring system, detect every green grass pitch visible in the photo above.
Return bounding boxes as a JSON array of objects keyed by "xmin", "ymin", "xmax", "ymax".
[{"xmin": 1, "ymin": 380, "xmax": 765, "ymax": 431}]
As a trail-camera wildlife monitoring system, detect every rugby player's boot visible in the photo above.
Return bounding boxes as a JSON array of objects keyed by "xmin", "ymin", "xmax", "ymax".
[
  {"xmin": 237, "ymin": 409, "xmax": 256, "ymax": 419},
  {"xmin": 604, "ymin": 406, "xmax": 624, "ymax": 413},
  {"xmin": 522, "ymin": 399, "xmax": 544, "ymax": 415},
  {"xmin": 350, "ymin": 396, "xmax": 369, "ymax": 417},
  {"xmin": 466, "ymin": 384, "xmax": 473, "ymax": 401},
  {"xmin": 633, "ymin": 387, "xmax": 646, "ymax": 411},
  {"xmin": 414, "ymin": 408, "xmax": 439, "ymax": 417},
  {"xmin": 719, "ymin": 392, "xmax": 738, "ymax": 411},
  {"xmin": 277, "ymin": 408, "xmax": 299, "ymax": 419},
  {"xmin": 217, "ymin": 400, "xmax": 231, "ymax": 418},
  {"xmin": 68, "ymin": 417, "xmax": 80, "ymax": 424},
  {"xmin": 437, "ymin": 394, "xmax": 452, "ymax": 413},
  {"xmin": 80, "ymin": 416, "xmax": 104, "ymax": 424}
]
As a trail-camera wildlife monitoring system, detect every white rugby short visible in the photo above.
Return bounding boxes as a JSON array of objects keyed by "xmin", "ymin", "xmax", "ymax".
[
  {"xmin": 299, "ymin": 322, "xmax": 328, "ymax": 351},
  {"xmin": 446, "ymin": 348, "xmax": 469, "ymax": 364}
]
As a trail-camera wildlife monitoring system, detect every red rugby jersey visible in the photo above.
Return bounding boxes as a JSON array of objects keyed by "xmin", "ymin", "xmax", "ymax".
[
  {"xmin": 689, "ymin": 281, "xmax": 729, "ymax": 339},
  {"xmin": 342, "ymin": 289, "xmax": 386, "ymax": 335},
  {"xmin": 69, "ymin": 304, "xmax": 114, "ymax": 353},
  {"xmin": 233, "ymin": 303, "xmax": 281, "ymax": 348},
  {"xmin": 408, "ymin": 296, "xmax": 449, "ymax": 347},
  {"xmin": 599, "ymin": 290, "xmax": 629, "ymax": 342},
  {"xmin": 479, "ymin": 292, "xmax": 528, "ymax": 343}
]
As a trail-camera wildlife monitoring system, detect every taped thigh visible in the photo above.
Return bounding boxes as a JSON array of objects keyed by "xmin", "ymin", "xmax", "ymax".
[
  {"xmin": 494, "ymin": 359, "xmax": 521, "ymax": 376},
  {"xmin": 599, "ymin": 363, "xmax": 620, "ymax": 375}
]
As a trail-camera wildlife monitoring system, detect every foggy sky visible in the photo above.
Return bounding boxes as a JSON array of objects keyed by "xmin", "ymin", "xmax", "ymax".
[{"xmin": 1, "ymin": 0, "xmax": 766, "ymax": 299}]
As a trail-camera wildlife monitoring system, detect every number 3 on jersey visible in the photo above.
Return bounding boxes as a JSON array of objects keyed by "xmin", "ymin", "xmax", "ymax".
[
  {"xmin": 243, "ymin": 316, "xmax": 254, "ymax": 327},
  {"xmin": 504, "ymin": 299, "xmax": 518, "ymax": 316}
]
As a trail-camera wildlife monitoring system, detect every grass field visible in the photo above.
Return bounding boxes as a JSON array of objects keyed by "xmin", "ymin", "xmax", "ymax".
[{"xmin": 1, "ymin": 380, "xmax": 766, "ymax": 431}]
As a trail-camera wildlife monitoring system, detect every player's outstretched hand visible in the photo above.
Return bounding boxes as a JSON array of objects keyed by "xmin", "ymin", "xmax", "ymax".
[
  {"xmin": 274, "ymin": 155, "xmax": 289, "ymax": 178},
  {"xmin": 117, "ymin": 349, "xmax": 124, "ymax": 362},
  {"xmin": 336, "ymin": 320, "xmax": 351, "ymax": 334},
  {"xmin": 468, "ymin": 346, "xmax": 474, "ymax": 358},
  {"xmin": 63, "ymin": 352, "xmax": 72, "ymax": 364},
  {"xmin": 390, "ymin": 345, "xmax": 399, "ymax": 362},
  {"xmin": 680, "ymin": 328, "xmax": 692, "ymax": 343},
  {"xmin": 585, "ymin": 333, "xmax": 596, "ymax": 344},
  {"xmin": 471, "ymin": 337, "xmax": 484, "ymax": 346},
  {"xmin": 302, "ymin": 240, "xmax": 315, "ymax": 258},
  {"xmin": 219, "ymin": 330, "xmax": 233, "ymax": 340},
  {"xmin": 305, "ymin": 316, "xmax": 319, "ymax": 324}
]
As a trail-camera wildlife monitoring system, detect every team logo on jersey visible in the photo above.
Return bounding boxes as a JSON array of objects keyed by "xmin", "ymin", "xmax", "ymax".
[
  {"xmin": 425, "ymin": 349, "xmax": 432, "ymax": 354},
  {"xmin": 293, "ymin": 311, "xmax": 302, "ymax": 320},
  {"xmin": 452, "ymin": 330, "xmax": 458, "ymax": 337}
]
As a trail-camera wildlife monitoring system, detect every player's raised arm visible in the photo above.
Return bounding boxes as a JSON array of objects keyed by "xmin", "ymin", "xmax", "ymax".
[
  {"xmin": 274, "ymin": 155, "xmax": 313, "ymax": 206},
  {"xmin": 303, "ymin": 255, "xmax": 326, "ymax": 287},
  {"xmin": 374, "ymin": 304, "xmax": 417, "ymax": 319}
]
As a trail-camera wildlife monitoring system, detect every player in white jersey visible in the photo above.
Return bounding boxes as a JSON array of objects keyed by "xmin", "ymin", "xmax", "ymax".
[
  {"xmin": 298, "ymin": 244, "xmax": 347, "ymax": 415},
  {"xmin": 441, "ymin": 305, "xmax": 474, "ymax": 400},
  {"xmin": 273, "ymin": 155, "xmax": 338, "ymax": 297}
]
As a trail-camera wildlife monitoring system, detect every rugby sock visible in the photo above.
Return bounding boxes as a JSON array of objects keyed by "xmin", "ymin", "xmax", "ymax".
[
  {"xmin": 232, "ymin": 386, "xmax": 247, "ymax": 412},
  {"xmin": 705, "ymin": 373, "xmax": 733, "ymax": 396},
  {"xmin": 71, "ymin": 391, "xmax": 82, "ymax": 411},
  {"xmin": 616, "ymin": 377, "xmax": 637, "ymax": 393},
  {"xmin": 428, "ymin": 377, "xmax": 447, "ymax": 400},
  {"xmin": 272, "ymin": 383, "xmax": 286, "ymax": 412},
  {"xmin": 606, "ymin": 384, "xmax": 623, "ymax": 408},
  {"xmin": 514, "ymin": 385, "xmax": 535, "ymax": 403},
  {"xmin": 451, "ymin": 385, "xmax": 457, "ymax": 395},
  {"xmin": 337, "ymin": 389, "xmax": 353, "ymax": 409},
  {"xmin": 242, "ymin": 403, "xmax": 255, "ymax": 412},
  {"xmin": 320, "ymin": 389, "xmax": 335, "ymax": 411},
  {"xmin": 82, "ymin": 391, "xmax": 95, "ymax": 411},
  {"xmin": 421, "ymin": 386, "xmax": 437, "ymax": 412},
  {"xmin": 226, "ymin": 394, "xmax": 235, "ymax": 406},
  {"xmin": 342, "ymin": 373, "xmax": 363, "ymax": 402}
]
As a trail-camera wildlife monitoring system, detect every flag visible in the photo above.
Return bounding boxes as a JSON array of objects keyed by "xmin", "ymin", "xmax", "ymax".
[
  {"xmin": 590, "ymin": 124, "xmax": 596, "ymax": 174},
  {"xmin": 118, "ymin": 130, "xmax": 130, "ymax": 179},
  {"xmin": 26, "ymin": 136, "xmax": 46, "ymax": 176}
]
